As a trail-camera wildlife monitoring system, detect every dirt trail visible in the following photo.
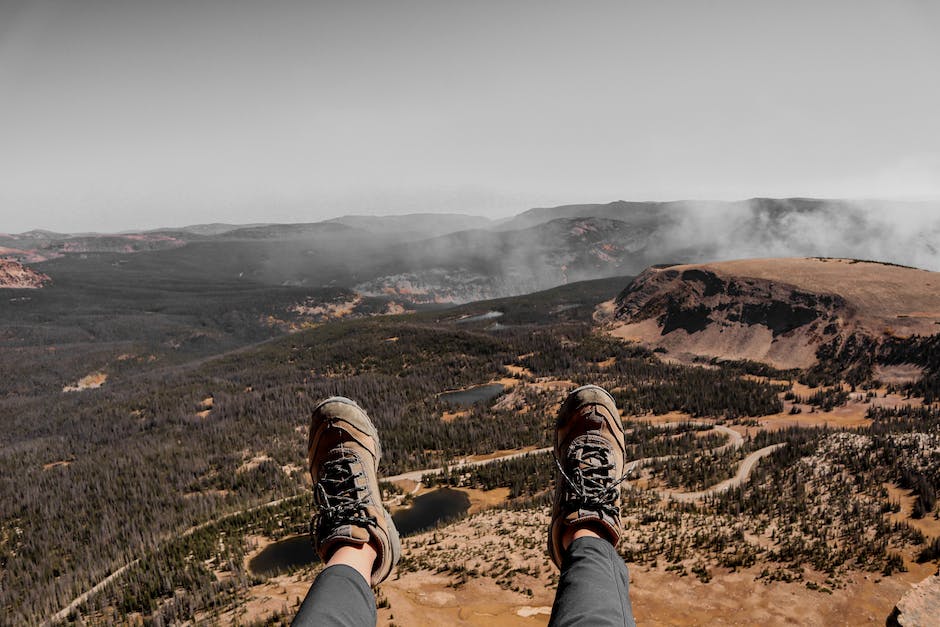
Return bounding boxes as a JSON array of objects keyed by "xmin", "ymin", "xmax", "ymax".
[
  {"xmin": 665, "ymin": 443, "xmax": 786, "ymax": 502},
  {"xmin": 45, "ymin": 560, "xmax": 141, "ymax": 626},
  {"xmin": 44, "ymin": 492, "xmax": 303, "ymax": 625},
  {"xmin": 624, "ymin": 423, "xmax": 742, "ymax": 471}
]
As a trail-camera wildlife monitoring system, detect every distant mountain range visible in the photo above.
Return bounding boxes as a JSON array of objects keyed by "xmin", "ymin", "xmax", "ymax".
[{"xmin": 2, "ymin": 198, "xmax": 938, "ymax": 300}]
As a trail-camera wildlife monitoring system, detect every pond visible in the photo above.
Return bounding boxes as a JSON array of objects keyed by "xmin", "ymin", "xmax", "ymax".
[
  {"xmin": 248, "ymin": 488, "xmax": 471, "ymax": 577},
  {"xmin": 438, "ymin": 383, "xmax": 504, "ymax": 407},
  {"xmin": 392, "ymin": 487, "xmax": 470, "ymax": 537}
]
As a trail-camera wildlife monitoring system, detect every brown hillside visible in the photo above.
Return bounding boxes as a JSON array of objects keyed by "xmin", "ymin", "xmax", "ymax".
[{"xmin": 611, "ymin": 258, "xmax": 940, "ymax": 369}]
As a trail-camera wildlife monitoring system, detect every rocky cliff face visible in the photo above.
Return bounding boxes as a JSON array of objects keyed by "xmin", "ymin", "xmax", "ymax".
[
  {"xmin": 888, "ymin": 569, "xmax": 940, "ymax": 626},
  {"xmin": 613, "ymin": 264, "xmax": 846, "ymax": 368},
  {"xmin": 610, "ymin": 258, "xmax": 940, "ymax": 370},
  {"xmin": 0, "ymin": 258, "xmax": 50, "ymax": 289}
]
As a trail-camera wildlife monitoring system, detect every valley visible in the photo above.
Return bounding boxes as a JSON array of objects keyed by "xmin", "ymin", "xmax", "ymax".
[{"xmin": 1, "ymin": 202, "xmax": 939, "ymax": 625}]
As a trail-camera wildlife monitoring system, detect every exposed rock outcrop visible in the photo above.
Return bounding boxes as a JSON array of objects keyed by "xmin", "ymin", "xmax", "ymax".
[
  {"xmin": 887, "ymin": 569, "xmax": 940, "ymax": 626},
  {"xmin": 0, "ymin": 258, "xmax": 50, "ymax": 289}
]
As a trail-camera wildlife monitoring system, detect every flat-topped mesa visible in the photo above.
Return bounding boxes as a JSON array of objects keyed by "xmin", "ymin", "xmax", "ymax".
[
  {"xmin": 611, "ymin": 258, "xmax": 940, "ymax": 370},
  {"xmin": 0, "ymin": 258, "xmax": 50, "ymax": 289}
]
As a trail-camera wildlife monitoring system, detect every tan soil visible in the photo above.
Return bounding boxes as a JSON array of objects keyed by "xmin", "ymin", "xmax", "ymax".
[
  {"xmin": 388, "ymin": 478, "xmax": 419, "ymax": 494},
  {"xmin": 758, "ymin": 382, "xmax": 918, "ymax": 431},
  {"xmin": 874, "ymin": 364, "xmax": 925, "ymax": 385},
  {"xmin": 885, "ymin": 483, "xmax": 940, "ymax": 540},
  {"xmin": 182, "ymin": 489, "xmax": 230, "ymax": 500},
  {"xmin": 504, "ymin": 364, "xmax": 534, "ymax": 378},
  {"xmin": 373, "ymin": 508, "xmax": 936, "ymax": 627},
  {"xmin": 42, "ymin": 460, "xmax": 72, "ymax": 471},
  {"xmin": 462, "ymin": 487, "xmax": 511, "ymax": 514},
  {"xmin": 527, "ymin": 379, "xmax": 579, "ymax": 393},
  {"xmin": 386, "ymin": 302, "xmax": 407, "ymax": 315},
  {"xmin": 62, "ymin": 372, "xmax": 108, "ymax": 392},
  {"xmin": 442, "ymin": 409, "xmax": 471, "ymax": 422},
  {"xmin": 290, "ymin": 295, "xmax": 363, "ymax": 319},
  {"xmin": 237, "ymin": 454, "xmax": 272, "ymax": 474},
  {"xmin": 613, "ymin": 318, "xmax": 818, "ymax": 370}
]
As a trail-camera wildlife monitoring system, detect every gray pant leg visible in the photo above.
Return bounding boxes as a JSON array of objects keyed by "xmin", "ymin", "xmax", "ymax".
[
  {"xmin": 292, "ymin": 564, "xmax": 377, "ymax": 627},
  {"xmin": 548, "ymin": 536, "xmax": 636, "ymax": 627}
]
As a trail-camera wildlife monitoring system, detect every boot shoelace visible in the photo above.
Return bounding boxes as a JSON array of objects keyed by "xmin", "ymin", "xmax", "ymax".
[
  {"xmin": 554, "ymin": 442, "xmax": 629, "ymax": 520},
  {"xmin": 313, "ymin": 453, "xmax": 374, "ymax": 534}
]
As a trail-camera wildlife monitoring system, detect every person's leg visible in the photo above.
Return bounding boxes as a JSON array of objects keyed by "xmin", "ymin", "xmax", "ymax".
[
  {"xmin": 292, "ymin": 544, "xmax": 378, "ymax": 627},
  {"xmin": 292, "ymin": 397, "xmax": 401, "ymax": 627},
  {"xmin": 548, "ymin": 530, "xmax": 635, "ymax": 627},
  {"xmin": 547, "ymin": 385, "xmax": 636, "ymax": 626}
]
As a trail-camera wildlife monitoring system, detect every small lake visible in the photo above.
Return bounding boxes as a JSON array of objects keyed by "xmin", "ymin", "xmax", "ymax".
[
  {"xmin": 248, "ymin": 534, "xmax": 318, "ymax": 577},
  {"xmin": 439, "ymin": 383, "xmax": 504, "ymax": 407},
  {"xmin": 392, "ymin": 487, "xmax": 470, "ymax": 536},
  {"xmin": 247, "ymin": 488, "xmax": 471, "ymax": 577}
]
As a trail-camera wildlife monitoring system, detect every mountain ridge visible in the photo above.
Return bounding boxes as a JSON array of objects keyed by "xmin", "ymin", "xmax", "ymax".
[{"xmin": 610, "ymin": 257, "xmax": 940, "ymax": 370}]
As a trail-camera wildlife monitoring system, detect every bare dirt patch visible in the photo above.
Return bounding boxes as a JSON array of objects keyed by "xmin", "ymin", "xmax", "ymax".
[
  {"xmin": 527, "ymin": 378, "xmax": 578, "ymax": 393},
  {"xmin": 441, "ymin": 409, "xmax": 471, "ymax": 423},
  {"xmin": 237, "ymin": 455, "xmax": 272, "ymax": 474},
  {"xmin": 378, "ymin": 506, "xmax": 935, "ymax": 626},
  {"xmin": 207, "ymin": 570, "xmax": 312, "ymax": 625},
  {"xmin": 461, "ymin": 487, "xmax": 511, "ymax": 514},
  {"xmin": 389, "ymin": 478, "xmax": 419, "ymax": 494},
  {"xmin": 504, "ymin": 364, "xmax": 534, "ymax": 378},
  {"xmin": 182, "ymin": 489, "xmax": 230, "ymax": 500},
  {"xmin": 42, "ymin": 460, "xmax": 72, "ymax": 471},
  {"xmin": 885, "ymin": 483, "xmax": 940, "ymax": 540},
  {"xmin": 382, "ymin": 573, "xmax": 552, "ymax": 626},
  {"xmin": 290, "ymin": 295, "xmax": 363, "ymax": 320},
  {"xmin": 62, "ymin": 372, "xmax": 108, "ymax": 393},
  {"xmin": 874, "ymin": 364, "xmax": 925, "ymax": 385}
]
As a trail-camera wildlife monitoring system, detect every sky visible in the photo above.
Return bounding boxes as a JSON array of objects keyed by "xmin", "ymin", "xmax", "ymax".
[{"xmin": 1, "ymin": 0, "xmax": 939, "ymax": 233}]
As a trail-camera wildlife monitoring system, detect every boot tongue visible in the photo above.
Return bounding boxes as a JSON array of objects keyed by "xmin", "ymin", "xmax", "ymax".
[{"xmin": 568, "ymin": 434, "xmax": 613, "ymax": 471}]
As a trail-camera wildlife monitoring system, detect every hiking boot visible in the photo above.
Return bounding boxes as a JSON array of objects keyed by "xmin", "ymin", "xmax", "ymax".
[
  {"xmin": 548, "ymin": 385, "xmax": 627, "ymax": 568},
  {"xmin": 308, "ymin": 396, "xmax": 400, "ymax": 585}
]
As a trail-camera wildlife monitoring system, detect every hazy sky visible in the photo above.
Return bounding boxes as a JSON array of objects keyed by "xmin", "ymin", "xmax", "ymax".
[{"xmin": 1, "ymin": 0, "xmax": 939, "ymax": 233}]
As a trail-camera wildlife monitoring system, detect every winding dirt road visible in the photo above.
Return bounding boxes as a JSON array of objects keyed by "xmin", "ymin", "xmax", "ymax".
[{"xmin": 665, "ymin": 443, "xmax": 787, "ymax": 502}]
